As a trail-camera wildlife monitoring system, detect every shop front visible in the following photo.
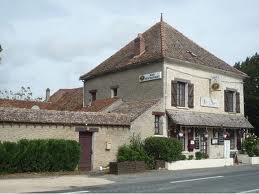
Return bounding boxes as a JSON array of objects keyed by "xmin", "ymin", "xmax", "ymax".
[{"xmin": 166, "ymin": 109, "xmax": 253, "ymax": 158}]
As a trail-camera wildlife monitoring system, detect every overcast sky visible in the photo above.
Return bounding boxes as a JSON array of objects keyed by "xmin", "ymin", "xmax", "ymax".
[{"xmin": 0, "ymin": 0, "xmax": 258, "ymax": 98}]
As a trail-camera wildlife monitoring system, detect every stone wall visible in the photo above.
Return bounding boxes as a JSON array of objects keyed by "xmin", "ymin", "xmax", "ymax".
[
  {"xmin": 0, "ymin": 123, "xmax": 78, "ymax": 142},
  {"xmin": 92, "ymin": 125, "xmax": 131, "ymax": 169},
  {"xmin": 130, "ymin": 99, "xmax": 167, "ymax": 139},
  {"xmin": 84, "ymin": 62, "xmax": 164, "ymax": 105}
]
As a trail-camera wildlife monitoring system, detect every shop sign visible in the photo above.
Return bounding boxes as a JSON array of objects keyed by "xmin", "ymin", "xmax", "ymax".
[
  {"xmin": 200, "ymin": 97, "xmax": 219, "ymax": 108},
  {"xmin": 139, "ymin": 72, "xmax": 162, "ymax": 82}
]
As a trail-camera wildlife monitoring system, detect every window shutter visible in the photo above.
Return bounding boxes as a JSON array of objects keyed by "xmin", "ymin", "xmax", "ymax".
[
  {"xmin": 188, "ymin": 83, "xmax": 194, "ymax": 108},
  {"xmin": 224, "ymin": 90, "xmax": 229, "ymax": 112},
  {"xmin": 171, "ymin": 81, "xmax": 177, "ymax": 106},
  {"xmin": 236, "ymin": 92, "xmax": 240, "ymax": 113}
]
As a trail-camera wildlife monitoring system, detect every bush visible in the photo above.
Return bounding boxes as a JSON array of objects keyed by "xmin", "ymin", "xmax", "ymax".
[
  {"xmin": 195, "ymin": 152, "xmax": 203, "ymax": 160},
  {"xmin": 188, "ymin": 155, "xmax": 194, "ymax": 160},
  {"xmin": 253, "ymin": 148, "xmax": 259, "ymax": 157},
  {"xmin": 117, "ymin": 135, "xmax": 154, "ymax": 169},
  {"xmin": 243, "ymin": 136, "xmax": 258, "ymax": 157},
  {"xmin": 144, "ymin": 137, "xmax": 182, "ymax": 162},
  {"xmin": 0, "ymin": 139, "xmax": 80, "ymax": 174},
  {"xmin": 179, "ymin": 155, "xmax": 186, "ymax": 160}
]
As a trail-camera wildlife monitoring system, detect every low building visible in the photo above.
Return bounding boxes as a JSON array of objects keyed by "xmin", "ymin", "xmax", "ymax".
[
  {"xmin": 80, "ymin": 18, "xmax": 253, "ymax": 160},
  {"xmin": 0, "ymin": 107, "xmax": 130, "ymax": 170}
]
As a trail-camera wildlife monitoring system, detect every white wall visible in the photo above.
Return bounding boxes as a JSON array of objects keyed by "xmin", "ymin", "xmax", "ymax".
[{"xmin": 164, "ymin": 59, "xmax": 244, "ymax": 115}]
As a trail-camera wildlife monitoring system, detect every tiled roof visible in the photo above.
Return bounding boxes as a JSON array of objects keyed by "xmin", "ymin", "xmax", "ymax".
[
  {"xmin": 0, "ymin": 87, "xmax": 83, "ymax": 112},
  {"xmin": 166, "ymin": 109, "xmax": 253, "ymax": 128},
  {"xmin": 0, "ymin": 107, "xmax": 130, "ymax": 126},
  {"xmin": 80, "ymin": 21, "xmax": 246, "ymax": 80},
  {"xmin": 81, "ymin": 98, "xmax": 119, "ymax": 112},
  {"xmin": 111, "ymin": 99, "xmax": 160, "ymax": 121},
  {"xmin": 48, "ymin": 87, "xmax": 83, "ymax": 111},
  {"xmin": 0, "ymin": 99, "xmax": 50, "ymax": 109}
]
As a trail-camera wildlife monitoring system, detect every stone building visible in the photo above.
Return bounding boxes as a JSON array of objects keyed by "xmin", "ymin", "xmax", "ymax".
[
  {"xmin": 80, "ymin": 18, "xmax": 253, "ymax": 160},
  {"xmin": 0, "ymin": 107, "xmax": 130, "ymax": 170}
]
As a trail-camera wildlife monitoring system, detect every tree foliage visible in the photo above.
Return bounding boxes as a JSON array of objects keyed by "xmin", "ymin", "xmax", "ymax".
[
  {"xmin": 234, "ymin": 53, "xmax": 259, "ymax": 135},
  {"xmin": 0, "ymin": 86, "xmax": 43, "ymax": 101}
]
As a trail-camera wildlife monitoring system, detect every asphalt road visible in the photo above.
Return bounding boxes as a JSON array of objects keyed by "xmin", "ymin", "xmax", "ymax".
[{"xmin": 50, "ymin": 164, "xmax": 259, "ymax": 193}]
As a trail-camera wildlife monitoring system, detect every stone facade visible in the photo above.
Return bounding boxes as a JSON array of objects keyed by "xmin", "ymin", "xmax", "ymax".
[
  {"xmin": 0, "ymin": 123, "xmax": 78, "ymax": 142},
  {"xmin": 84, "ymin": 62, "xmax": 164, "ymax": 105},
  {"xmin": 130, "ymin": 99, "xmax": 167, "ymax": 138},
  {"xmin": 0, "ymin": 122, "xmax": 131, "ymax": 170},
  {"xmin": 92, "ymin": 125, "xmax": 131, "ymax": 169},
  {"xmin": 164, "ymin": 58, "xmax": 244, "ymax": 114}
]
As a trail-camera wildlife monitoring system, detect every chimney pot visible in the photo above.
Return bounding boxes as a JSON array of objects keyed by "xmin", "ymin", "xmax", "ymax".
[
  {"xmin": 134, "ymin": 33, "xmax": 145, "ymax": 56},
  {"xmin": 45, "ymin": 88, "xmax": 50, "ymax": 102}
]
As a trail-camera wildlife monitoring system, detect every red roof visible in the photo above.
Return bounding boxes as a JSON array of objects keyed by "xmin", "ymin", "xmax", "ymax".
[
  {"xmin": 0, "ymin": 87, "xmax": 83, "ymax": 111},
  {"xmin": 80, "ymin": 21, "xmax": 246, "ymax": 80}
]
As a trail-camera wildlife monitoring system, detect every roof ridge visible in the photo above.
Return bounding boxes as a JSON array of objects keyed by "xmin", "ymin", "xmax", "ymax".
[{"xmin": 160, "ymin": 21, "xmax": 166, "ymax": 57}]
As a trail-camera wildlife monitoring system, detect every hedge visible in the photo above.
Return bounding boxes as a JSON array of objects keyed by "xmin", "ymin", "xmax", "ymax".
[
  {"xmin": 144, "ymin": 137, "xmax": 183, "ymax": 162},
  {"xmin": 0, "ymin": 139, "xmax": 80, "ymax": 173}
]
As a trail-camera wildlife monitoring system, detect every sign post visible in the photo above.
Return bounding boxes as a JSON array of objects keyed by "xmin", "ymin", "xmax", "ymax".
[{"xmin": 224, "ymin": 140, "xmax": 230, "ymax": 159}]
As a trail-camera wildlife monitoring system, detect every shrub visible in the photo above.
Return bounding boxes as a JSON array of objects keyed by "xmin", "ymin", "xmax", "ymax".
[
  {"xmin": 117, "ymin": 145, "xmax": 146, "ymax": 162},
  {"xmin": 253, "ymin": 148, "xmax": 259, "ymax": 157},
  {"xmin": 188, "ymin": 155, "xmax": 194, "ymax": 160},
  {"xmin": 195, "ymin": 152, "xmax": 203, "ymax": 160},
  {"xmin": 0, "ymin": 139, "xmax": 80, "ymax": 173},
  {"xmin": 144, "ymin": 137, "xmax": 182, "ymax": 162},
  {"xmin": 179, "ymin": 155, "xmax": 186, "ymax": 160},
  {"xmin": 243, "ymin": 135, "xmax": 258, "ymax": 157}
]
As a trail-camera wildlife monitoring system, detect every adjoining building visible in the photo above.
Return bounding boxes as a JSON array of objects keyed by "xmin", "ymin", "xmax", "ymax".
[{"xmin": 80, "ymin": 18, "xmax": 253, "ymax": 161}]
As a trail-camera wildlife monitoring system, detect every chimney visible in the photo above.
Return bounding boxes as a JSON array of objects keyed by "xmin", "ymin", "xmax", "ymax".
[
  {"xmin": 45, "ymin": 88, "xmax": 50, "ymax": 102},
  {"xmin": 134, "ymin": 33, "xmax": 145, "ymax": 56}
]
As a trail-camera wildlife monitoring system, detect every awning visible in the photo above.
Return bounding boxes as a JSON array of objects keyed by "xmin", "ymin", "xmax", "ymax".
[{"xmin": 166, "ymin": 109, "xmax": 253, "ymax": 129}]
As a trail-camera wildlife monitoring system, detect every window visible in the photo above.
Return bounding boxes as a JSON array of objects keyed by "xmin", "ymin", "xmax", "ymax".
[
  {"xmin": 111, "ymin": 88, "xmax": 118, "ymax": 98},
  {"xmin": 89, "ymin": 90, "xmax": 97, "ymax": 101},
  {"xmin": 226, "ymin": 129, "xmax": 235, "ymax": 149},
  {"xmin": 224, "ymin": 90, "xmax": 240, "ymax": 113},
  {"xmin": 154, "ymin": 115, "xmax": 162, "ymax": 135},
  {"xmin": 177, "ymin": 82, "xmax": 186, "ymax": 107},
  {"xmin": 213, "ymin": 128, "xmax": 224, "ymax": 145},
  {"xmin": 171, "ymin": 80, "xmax": 194, "ymax": 108}
]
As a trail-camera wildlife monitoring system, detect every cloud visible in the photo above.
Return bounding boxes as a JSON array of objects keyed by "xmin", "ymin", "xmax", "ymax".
[{"xmin": 0, "ymin": 0, "xmax": 258, "ymax": 97}]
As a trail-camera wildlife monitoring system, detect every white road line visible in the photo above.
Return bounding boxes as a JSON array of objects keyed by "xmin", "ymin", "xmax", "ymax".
[
  {"xmin": 62, "ymin": 190, "xmax": 89, "ymax": 194},
  {"xmin": 237, "ymin": 188, "xmax": 259, "ymax": 193},
  {"xmin": 170, "ymin": 175, "xmax": 224, "ymax": 184}
]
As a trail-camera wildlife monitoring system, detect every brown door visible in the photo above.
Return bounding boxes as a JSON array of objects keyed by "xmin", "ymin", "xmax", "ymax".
[{"xmin": 79, "ymin": 131, "xmax": 92, "ymax": 171}]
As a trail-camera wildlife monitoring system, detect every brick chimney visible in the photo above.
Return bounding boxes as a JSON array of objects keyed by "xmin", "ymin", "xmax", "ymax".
[
  {"xmin": 134, "ymin": 33, "xmax": 145, "ymax": 56},
  {"xmin": 45, "ymin": 88, "xmax": 50, "ymax": 102}
]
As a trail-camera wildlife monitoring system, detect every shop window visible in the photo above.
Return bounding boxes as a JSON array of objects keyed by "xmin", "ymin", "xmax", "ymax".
[{"xmin": 213, "ymin": 128, "xmax": 224, "ymax": 145}]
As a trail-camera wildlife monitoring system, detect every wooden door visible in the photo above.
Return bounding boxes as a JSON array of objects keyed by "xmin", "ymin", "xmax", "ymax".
[{"xmin": 79, "ymin": 131, "xmax": 92, "ymax": 171}]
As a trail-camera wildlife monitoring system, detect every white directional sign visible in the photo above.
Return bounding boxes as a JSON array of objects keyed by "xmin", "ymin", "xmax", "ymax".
[{"xmin": 139, "ymin": 72, "xmax": 162, "ymax": 82}]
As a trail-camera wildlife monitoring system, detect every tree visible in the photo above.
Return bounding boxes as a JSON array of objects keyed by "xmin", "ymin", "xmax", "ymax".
[
  {"xmin": 234, "ymin": 53, "xmax": 259, "ymax": 136},
  {"xmin": 0, "ymin": 86, "xmax": 43, "ymax": 101}
]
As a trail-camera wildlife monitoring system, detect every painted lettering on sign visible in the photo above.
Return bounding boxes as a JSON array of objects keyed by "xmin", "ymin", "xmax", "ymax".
[
  {"xmin": 139, "ymin": 72, "xmax": 162, "ymax": 82},
  {"xmin": 200, "ymin": 97, "xmax": 219, "ymax": 108}
]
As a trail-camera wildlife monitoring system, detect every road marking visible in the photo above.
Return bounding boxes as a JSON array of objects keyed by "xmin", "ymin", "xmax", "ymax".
[
  {"xmin": 170, "ymin": 175, "xmax": 224, "ymax": 184},
  {"xmin": 237, "ymin": 188, "xmax": 259, "ymax": 193},
  {"xmin": 62, "ymin": 190, "xmax": 89, "ymax": 194}
]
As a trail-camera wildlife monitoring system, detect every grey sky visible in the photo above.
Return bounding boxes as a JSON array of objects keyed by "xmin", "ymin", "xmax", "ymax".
[{"xmin": 0, "ymin": 0, "xmax": 258, "ymax": 98}]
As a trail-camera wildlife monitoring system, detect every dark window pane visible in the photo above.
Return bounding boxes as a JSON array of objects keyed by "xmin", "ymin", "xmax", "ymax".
[{"xmin": 177, "ymin": 82, "xmax": 185, "ymax": 107}]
